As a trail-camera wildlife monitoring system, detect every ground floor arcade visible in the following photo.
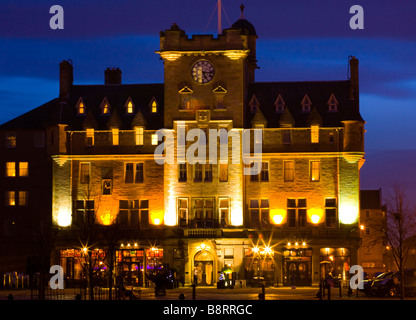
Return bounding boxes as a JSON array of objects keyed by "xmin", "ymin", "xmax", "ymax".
[{"xmin": 55, "ymin": 237, "xmax": 359, "ymax": 288}]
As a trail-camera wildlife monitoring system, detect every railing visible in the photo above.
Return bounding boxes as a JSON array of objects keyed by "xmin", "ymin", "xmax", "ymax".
[{"xmin": 184, "ymin": 229, "xmax": 222, "ymax": 237}]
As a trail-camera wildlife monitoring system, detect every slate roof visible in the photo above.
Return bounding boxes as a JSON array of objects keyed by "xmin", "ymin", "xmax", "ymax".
[
  {"xmin": 246, "ymin": 80, "xmax": 363, "ymax": 128},
  {"xmin": 0, "ymin": 83, "xmax": 164, "ymax": 131},
  {"xmin": 0, "ymin": 79, "xmax": 364, "ymax": 131}
]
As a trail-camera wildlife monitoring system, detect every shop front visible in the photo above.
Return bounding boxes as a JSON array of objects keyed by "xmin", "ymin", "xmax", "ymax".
[{"xmin": 59, "ymin": 246, "xmax": 164, "ymax": 288}]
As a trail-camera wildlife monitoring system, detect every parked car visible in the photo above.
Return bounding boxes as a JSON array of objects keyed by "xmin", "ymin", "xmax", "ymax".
[
  {"xmin": 360, "ymin": 272, "xmax": 393, "ymax": 296},
  {"xmin": 371, "ymin": 269, "xmax": 416, "ymax": 297}
]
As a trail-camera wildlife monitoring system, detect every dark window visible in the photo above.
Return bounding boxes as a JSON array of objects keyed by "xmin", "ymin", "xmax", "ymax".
[{"xmin": 179, "ymin": 164, "xmax": 187, "ymax": 182}]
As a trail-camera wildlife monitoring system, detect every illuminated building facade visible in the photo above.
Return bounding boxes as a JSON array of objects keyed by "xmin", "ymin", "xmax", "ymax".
[{"xmin": 0, "ymin": 10, "xmax": 365, "ymax": 287}]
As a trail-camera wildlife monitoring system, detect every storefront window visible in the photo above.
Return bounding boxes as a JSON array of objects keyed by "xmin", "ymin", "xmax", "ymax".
[{"xmin": 320, "ymin": 247, "xmax": 350, "ymax": 281}]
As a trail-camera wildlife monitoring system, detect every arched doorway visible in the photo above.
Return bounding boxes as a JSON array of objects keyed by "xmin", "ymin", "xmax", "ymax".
[{"xmin": 194, "ymin": 250, "xmax": 214, "ymax": 286}]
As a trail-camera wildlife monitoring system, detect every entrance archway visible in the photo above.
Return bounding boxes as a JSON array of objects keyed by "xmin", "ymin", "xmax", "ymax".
[{"xmin": 194, "ymin": 250, "xmax": 214, "ymax": 286}]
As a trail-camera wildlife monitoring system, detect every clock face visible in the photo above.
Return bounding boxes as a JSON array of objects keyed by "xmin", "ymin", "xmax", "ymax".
[{"xmin": 191, "ymin": 60, "xmax": 215, "ymax": 84}]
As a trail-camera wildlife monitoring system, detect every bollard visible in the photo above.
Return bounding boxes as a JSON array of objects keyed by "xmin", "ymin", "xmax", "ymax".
[
  {"xmin": 179, "ymin": 293, "xmax": 185, "ymax": 300},
  {"xmin": 262, "ymin": 283, "xmax": 265, "ymax": 300},
  {"xmin": 339, "ymin": 282, "xmax": 342, "ymax": 297},
  {"xmin": 327, "ymin": 284, "xmax": 331, "ymax": 300}
]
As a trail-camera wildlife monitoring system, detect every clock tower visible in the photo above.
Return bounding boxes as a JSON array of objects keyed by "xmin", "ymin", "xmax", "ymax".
[{"xmin": 157, "ymin": 6, "xmax": 258, "ymax": 129}]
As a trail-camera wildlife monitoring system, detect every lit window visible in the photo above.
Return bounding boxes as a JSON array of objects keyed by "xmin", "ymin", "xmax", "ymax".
[
  {"xmin": 134, "ymin": 127, "xmax": 144, "ymax": 145},
  {"xmin": 151, "ymin": 134, "xmax": 158, "ymax": 145},
  {"xmin": 86, "ymin": 129, "xmax": 94, "ymax": 146},
  {"xmin": 126, "ymin": 100, "xmax": 134, "ymax": 114},
  {"xmin": 18, "ymin": 191, "xmax": 28, "ymax": 206},
  {"xmin": 284, "ymin": 160, "xmax": 294, "ymax": 182},
  {"xmin": 102, "ymin": 179, "xmax": 112, "ymax": 195},
  {"xmin": 80, "ymin": 163, "xmax": 90, "ymax": 184},
  {"xmin": 151, "ymin": 100, "xmax": 158, "ymax": 113},
  {"xmin": 311, "ymin": 125, "xmax": 319, "ymax": 143},
  {"xmin": 6, "ymin": 132, "xmax": 16, "ymax": 148},
  {"xmin": 78, "ymin": 102, "xmax": 85, "ymax": 115},
  {"xmin": 6, "ymin": 191, "xmax": 15, "ymax": 206},
  {"xmin": 310, "ymin": 161, "xmax": 320, "ymax": 182},
  {"xmin": 101, "ymin": 98, "xmax": 111, "ymax": 114},
  {"xmin": 19, "ymin": 162, "xmax": 28, "ymax": 177},
  {"xmin": 6, "ymin": 162, "xmax": 16, "ymax": 177},
  {"xmin": 111, "ymin": 128, "xmax": 119, "ymax": 146}
]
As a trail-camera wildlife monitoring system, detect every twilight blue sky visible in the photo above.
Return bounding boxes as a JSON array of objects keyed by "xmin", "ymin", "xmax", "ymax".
[{"xmin": 1, "ymin": 0, "xmax": 416, "ymax": 203}]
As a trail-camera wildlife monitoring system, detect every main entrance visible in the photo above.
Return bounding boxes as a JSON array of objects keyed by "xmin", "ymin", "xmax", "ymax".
[
  {"xmin": 282, "ymin": 248, "xmax": 312, "ymax": 286},
  {"xmin": 194, "ymin": 250, "xmax": 214, "ymax": 286}
]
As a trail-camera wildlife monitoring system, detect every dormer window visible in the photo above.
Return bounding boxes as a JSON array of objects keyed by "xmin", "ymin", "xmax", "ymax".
[
  {"xmin": 213, "ymin": 85, "xmax": 227, "ymax": 109},
  {"xmin": 301, "ymin": 95, "xmax": 312, "ymax": 113},
  {"xmin": 149, "ymin": 98, "xmax": 159, "ymax": 113},
  {"xmin": 179, "ymin": 86, "xmax": 193, "ymax": 110},
  {"xmin": 274, "ymin": 94, "xmax": 285, "ymax": 113},
  {"xmin": 76, "ymin": 98, "xmax": 86, "ymax": 115},
  {"xmin": 100, "ymin": 98, "xmax": 111, "ymax": 115},
  {"xmin": 249, "ymin": 95, "xmax": 260, "ymax": 113},
  {"xmin": 125, "ymin": 98, "xmax": 134, "ymax": 114},
  {"xmin": 327, "ymin": 94, "xmax": 338, "ymax": 112}
]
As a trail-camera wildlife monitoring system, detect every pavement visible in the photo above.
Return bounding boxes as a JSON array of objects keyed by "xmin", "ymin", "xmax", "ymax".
[{"xmin": 0, "ymin": 285, "xmax": 412, "ymax": 300}]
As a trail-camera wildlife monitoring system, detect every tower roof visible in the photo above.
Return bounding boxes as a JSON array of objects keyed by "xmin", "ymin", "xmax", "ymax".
[{"xmin": 231, "ymin": 4, "xmax": 257, "ymax": 36}]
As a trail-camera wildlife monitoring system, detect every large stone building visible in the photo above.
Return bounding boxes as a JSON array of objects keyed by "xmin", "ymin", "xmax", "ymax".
[{"xmin": 0, "ymin": 9, "xmax": 365, "ymax": 287}]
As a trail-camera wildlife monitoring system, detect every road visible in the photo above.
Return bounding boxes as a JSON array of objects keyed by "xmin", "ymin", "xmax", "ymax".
[{"xmin": 1, "ymin": 285, "xmax": 413, "ymax": 300}]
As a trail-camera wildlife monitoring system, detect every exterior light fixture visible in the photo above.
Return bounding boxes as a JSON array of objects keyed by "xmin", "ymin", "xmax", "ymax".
[{"xmin": 252, "ymin": 246, "xmax": 259, "ymax": 253}]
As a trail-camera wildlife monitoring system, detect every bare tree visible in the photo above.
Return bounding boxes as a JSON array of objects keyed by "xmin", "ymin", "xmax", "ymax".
[{"xmin": 379, "ymin": 185, "xmax": 416, "ymax": 299}]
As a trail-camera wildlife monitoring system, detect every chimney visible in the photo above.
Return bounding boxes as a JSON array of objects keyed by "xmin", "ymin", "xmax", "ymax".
[
  {"xmin": 105, "ymin": 67, "xmax": 122, "ymax": 85},
  {"xmin": 349, "ymin": 56, "xmax": 359, "ymax": 103},
  {"xmin": 59, "ymin": 60, "xmax": 73, "ymax": 98}
]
